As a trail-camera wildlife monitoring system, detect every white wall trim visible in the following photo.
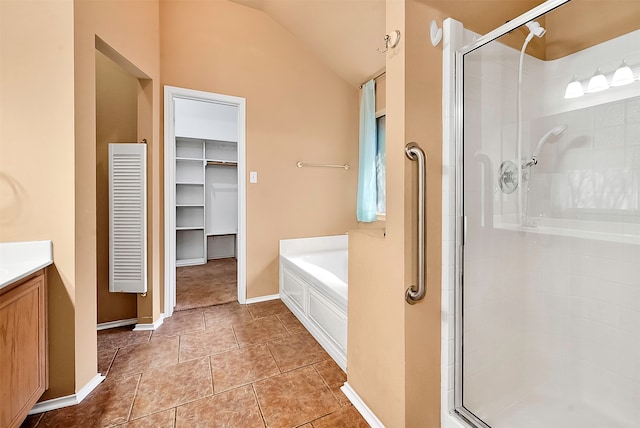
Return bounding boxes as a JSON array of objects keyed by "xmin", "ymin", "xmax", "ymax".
[
  {"xmin": 96, "ymin": 318, "xmax": 137, "ymax": 331},
  {"xmin": 245, "ymin": 293, "xmax": 280, "ymax": 304},
  {"xmin": 164, "ymin": 85, "xmax": 248, "ymax": 318},
  {"xmin": 133, "ymin": 313, "xmax": 164, "ymax": 331},
  {"xmin": 28, "ymin": 374, "xmax": 105, "ymax": 415},
  {"xmin": 340, "ymin": 382, "xmax": 385, "ymax": 428}
]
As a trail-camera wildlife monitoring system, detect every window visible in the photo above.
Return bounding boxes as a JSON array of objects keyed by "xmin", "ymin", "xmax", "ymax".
[{"xmin": 376, "ymin": 114, "xmax": 386, "ymax": 216}]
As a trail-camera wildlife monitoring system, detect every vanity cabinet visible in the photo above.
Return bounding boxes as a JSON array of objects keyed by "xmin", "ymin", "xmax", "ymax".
[{"xmin": 0, "ymin": 270, "xmax": 48, "ymax": 428}]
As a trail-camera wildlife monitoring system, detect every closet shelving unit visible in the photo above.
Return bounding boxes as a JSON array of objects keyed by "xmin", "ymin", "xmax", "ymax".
[
  {"xmin": 173, "ymin": 97, "xmax": 239, "ymax": 267},
  {"xmin": 175, "ymin": 137, "xmax": 238, "ymax": 266},
  {"xmin": 175, "ymin": 138, "xmax": 206, "ymax": 266}
]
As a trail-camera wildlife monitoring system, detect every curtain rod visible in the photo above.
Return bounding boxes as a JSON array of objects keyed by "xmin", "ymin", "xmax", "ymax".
[{"xmin": 359, "ymin": 71, "xmax": 386, "ymax": 89}]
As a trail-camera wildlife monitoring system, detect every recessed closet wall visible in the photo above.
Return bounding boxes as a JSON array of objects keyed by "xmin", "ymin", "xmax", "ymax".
[{"xmin": 95, "ymin": 50, "xmax": 138, "ymax": 323}]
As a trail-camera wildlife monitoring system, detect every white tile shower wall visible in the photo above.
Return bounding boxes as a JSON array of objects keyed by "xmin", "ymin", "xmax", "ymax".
[
  {"xmin": 521, "ymin": 29, "xmax": 640, "ymax": 427},
  {"xmin": 521, "ymin": 229, "xmax": 640, "ymax": 425}
]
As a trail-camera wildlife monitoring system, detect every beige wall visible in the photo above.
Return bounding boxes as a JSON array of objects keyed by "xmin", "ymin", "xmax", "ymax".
[
  {"xmin": 345, "ymin": 0, "xmax": 465, "ymax": 426},
  {"xmin": 0, "ymin": 0, "xmax": 161, "ymax": 401},
  {"xmin": 160, "ymin": 0, "xmax": 359, "ymax": 299},
  {"xmin": 347, "ymin": 0, "xmax": 411, "ymax": 424},
  {"xmin": 0, "ymin": 0, "xmax": 77, "ymax": 399},
  {"xmin": 95, "ymin": 50, "xmax": 139, "ymax": 324},
  {"xmin": 403, "ymin": 1, "xmax": 445, "ymax": 425},
  {"xmin": 74, "ymin": 0, "xmax": 162, "ymax": 394}
]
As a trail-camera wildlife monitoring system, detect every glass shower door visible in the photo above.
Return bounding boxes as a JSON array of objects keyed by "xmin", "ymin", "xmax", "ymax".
[{"xmin": 455, "ymin": 2, "xmax": 640, "ymax": 427}]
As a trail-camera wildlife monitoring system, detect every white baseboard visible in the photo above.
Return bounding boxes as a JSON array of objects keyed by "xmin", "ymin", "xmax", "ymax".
[
  {"xmin": 96, "ymin": 318, "xmax": 137, "ymax": 331},
  {"xmin": 28, "ymin": 374, "xmax": 105, "ymax": 415},
  {"xmin": 340, "ymin": 382, "xmax": 385, "ymax": 428},
  {"xmin": 133, "ymin": 313, "xmax": 164, "ymax": 331},
  {"xmin": 245, "ymin": 293, "xmax": 280, "ymax": 304}
]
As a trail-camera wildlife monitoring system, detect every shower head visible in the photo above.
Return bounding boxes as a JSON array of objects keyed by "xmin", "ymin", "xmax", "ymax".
[
  {"xmin": 524, "ymin": 21, "xmax": 546, "ymax": 42},
  {"xmin": 529, "ymin": 124, "xmax": 568, "ymax": 164}
]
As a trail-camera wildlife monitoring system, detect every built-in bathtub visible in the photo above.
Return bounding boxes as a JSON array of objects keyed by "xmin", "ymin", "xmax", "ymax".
[{"xmin": 279, "ymin": 235, "xmax": 348, "ymax": 371}]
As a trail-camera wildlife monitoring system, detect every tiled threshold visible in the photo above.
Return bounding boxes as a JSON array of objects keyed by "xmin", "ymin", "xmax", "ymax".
[{"xmin": 22, "ymin": 299, "xmax": 368, "ymax": 428}]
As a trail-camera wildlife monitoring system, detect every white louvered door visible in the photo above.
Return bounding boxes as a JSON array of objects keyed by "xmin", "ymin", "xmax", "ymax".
[{"xmin": 109, "ymin": 143, "xmax": 147, "ymax": 293}]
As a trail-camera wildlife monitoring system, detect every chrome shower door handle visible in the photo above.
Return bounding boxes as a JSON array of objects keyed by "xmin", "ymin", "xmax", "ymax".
[{"xmin": 405, "ymin": 142, "xmax": 427, "ymax": 304}]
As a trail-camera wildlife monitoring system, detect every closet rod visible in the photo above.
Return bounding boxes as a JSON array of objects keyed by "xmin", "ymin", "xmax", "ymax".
[{"xmin": 207, "ymin": 161, "xmax": 237, "ymax": 167}]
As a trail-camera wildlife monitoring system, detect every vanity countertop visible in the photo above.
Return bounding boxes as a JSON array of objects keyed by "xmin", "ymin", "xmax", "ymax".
[{"xmin": 0, "ymin": 240, "xmax": 53, "ymax": 290}]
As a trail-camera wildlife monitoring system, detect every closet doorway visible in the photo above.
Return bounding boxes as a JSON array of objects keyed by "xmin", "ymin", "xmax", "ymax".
[{"xmin": 164, "ymin": 86, "xmax": 246, "ymax": 318}]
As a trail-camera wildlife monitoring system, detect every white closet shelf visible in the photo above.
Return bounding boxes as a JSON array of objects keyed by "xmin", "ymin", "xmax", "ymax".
[
  {"xmin": 176, "ymin": 204, "xmax": 205, "ymax": 207},
  {"xmin": 176, "ymin": 157, "xmax": 204, "ymax": 161},
  {"xmin": 176, "ymin": 181, "xmax": 204, "ymax": 185},
  {"xmin": 176, "ymin": 226, "xmax": 205, "ymax": 231},
  {"xmin": 207, "ymin": 231, "xmax": 237, "ymax": 236},
  {"xmin": 206, "ymin": 160, "xmax": 238, "ymax": 166}
]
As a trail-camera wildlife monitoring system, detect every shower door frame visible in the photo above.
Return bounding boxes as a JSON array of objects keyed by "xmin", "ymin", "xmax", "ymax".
[{"xmin": 451, "ymin": 1, "xmax": 571, "ymax": 427}]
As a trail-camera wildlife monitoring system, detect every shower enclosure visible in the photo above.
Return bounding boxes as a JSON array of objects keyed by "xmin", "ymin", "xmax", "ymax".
[{"xmin": 449, "ymin": 1, "xmax": 640, "ymax": 427}]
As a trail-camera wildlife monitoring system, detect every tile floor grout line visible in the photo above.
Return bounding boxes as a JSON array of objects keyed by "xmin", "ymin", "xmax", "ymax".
[
  {"xmin": 207, "ymin": 352, "xmax": 215, "ymax": 398},
  {"xmin": 251, "ymin": 382, "xmax": 269, "ymax": 428},
  {"xmin": 230, "ymin": 323, "xmax": 241, "ymax": 349},
  {"xmin": 307, "ymin": 408, "xmax": 344, "ymax": 427},
  {"xmin": 265, "ymin": 341, "xmax": 284, "ymax": 374},
  {"xmin": 311, "ymin": 363, "xmax": 344, "ymax": 406},
  {"xmin": 277, "ymin": 315, "xmax": 295, "ymax": 337},
  {"xmin": 133, "ymin": 381, "xmax": 215, "ymax": 422},
  {"xmin": 173, "ymin": 405, "xmax": 178, "ymax": 428},
  {"xmin": 125, "ymin": 373, "xmax": 143, "ymax": 423},
  {"xmin": 30, "ymin": 411, "xmax": 44, "ymax": 427},
  {"xmin": 177, "ymin": 333, "xmax": 182, "ymax": 364},
  {"xmin": 103, "ymin": 346, "xmax": 119, "ymax": 377}
]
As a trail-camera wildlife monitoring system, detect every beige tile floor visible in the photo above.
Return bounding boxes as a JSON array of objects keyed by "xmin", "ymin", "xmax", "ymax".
[
  {"xmin": 22, "ymin": 300, "xmax": 368, "ymax": 428},
  {"xmin": 175, "ymin": 259, "xmax": 238, "ymax": 311}
]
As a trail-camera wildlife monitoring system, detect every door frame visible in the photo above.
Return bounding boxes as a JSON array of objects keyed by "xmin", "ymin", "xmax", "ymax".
[{"xmin": 164, "ymin": 85, "xmax": 247, "ymax": 318}]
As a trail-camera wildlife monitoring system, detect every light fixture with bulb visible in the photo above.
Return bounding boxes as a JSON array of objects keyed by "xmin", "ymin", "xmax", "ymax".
[
  {"xmin": 564, "ymin": 61, "xmax": 638, "ymax": 99},
  {"xmin": 564, "ymin": 76, "xmax": 584, "ymax": 99},
  {"xmin": 586, "ymin": 68, "xmax": 609, "ymax": 93},
  {"xmin": 611, "ymin": 60, "xmax": 635, "ymax": 86}
]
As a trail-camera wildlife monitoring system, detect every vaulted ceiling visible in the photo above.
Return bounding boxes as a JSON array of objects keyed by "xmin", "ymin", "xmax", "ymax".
[
  {"xmin": 227, "ymin": 0, "xmax": 544, "ymax": 87},
  {"xmin": 229, "ymin": 0, "xmax": 386, "ymax": 87}
]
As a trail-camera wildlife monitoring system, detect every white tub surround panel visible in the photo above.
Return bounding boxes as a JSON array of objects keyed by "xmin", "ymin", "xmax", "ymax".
[{"xmin": 279, "ymin": 235, "xmax": 348, "ymax": 371}]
